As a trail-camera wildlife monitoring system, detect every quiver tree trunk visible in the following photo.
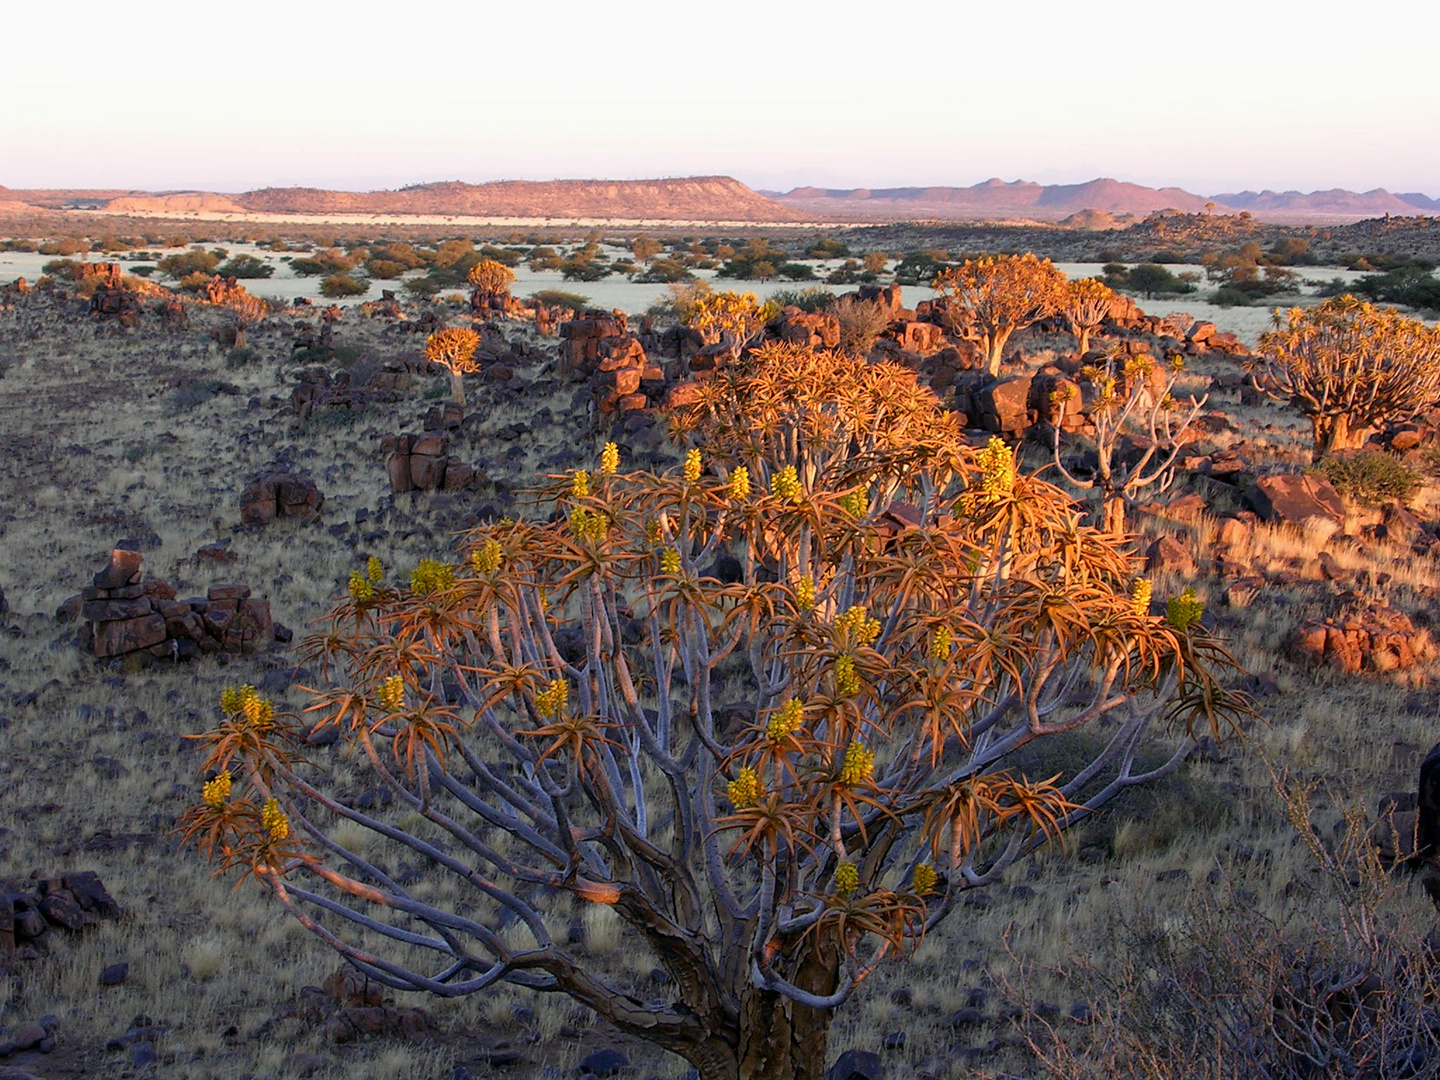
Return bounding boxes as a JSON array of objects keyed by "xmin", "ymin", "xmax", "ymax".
[
  {"xmin": 1312, "ymin": 413, "xmax": 1366, "ymax": 459},
  {"xmin": 1102, "ymin": 492, "xmax": 1127, "ymax": 537},
  {"xmin": 984, "ymin": 329, "xmax": 1012, "ymax": 376},
  {"xmin": 450, "ymin": 369, "xmax": 466, "ymax": 407},
  {"xmin": 729, "ymin": 948, "xmax": 838, "ymax": 1080}
]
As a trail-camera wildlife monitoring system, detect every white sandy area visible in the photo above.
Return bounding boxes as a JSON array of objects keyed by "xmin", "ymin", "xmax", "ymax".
[{"xmin": 0, "ymin": 247, "xmax": 1415, "ymax": 345}]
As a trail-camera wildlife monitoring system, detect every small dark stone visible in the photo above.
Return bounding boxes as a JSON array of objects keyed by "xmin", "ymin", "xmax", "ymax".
[
  {"xmin": 950, "ymin": 1007, "xmax": 985, "ymax": 1028},
  {"xmin": 131, "ymin": 1041, "xmax": 157, "ymax": 1067},
  {"xmin": 827, "ymin": 1048, "xmax": 883, "ymax": 1080},
  {"xmin": 881, "ymin": 1031, "xmax": 906, "ymax": 1050},
  {"xmin": 578, "ymin": 1048, "xmax": 628, "ymax": 1077},
  {"xmin": 100, "ymin": 962, "xmax": 129, "ymax": 987}
]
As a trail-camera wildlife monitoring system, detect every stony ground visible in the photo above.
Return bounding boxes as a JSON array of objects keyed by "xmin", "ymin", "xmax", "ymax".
[{"xmin": 1, "ymin": 282, "xmax": 1439, "ymax": 1080}]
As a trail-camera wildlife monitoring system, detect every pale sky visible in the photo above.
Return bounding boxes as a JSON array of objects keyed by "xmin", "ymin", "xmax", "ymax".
[{"xmin": 3, "ymin": 0, "xmax": 1436, "ymax": 197}]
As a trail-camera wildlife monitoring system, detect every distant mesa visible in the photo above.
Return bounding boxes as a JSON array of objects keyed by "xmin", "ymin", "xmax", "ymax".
[
  {"xmin": 103, "ymin": 191, "xmax": 248, "ymax": 214},
  {"xmin": 0, "ymin": 177, "xmax": 812, "ymax": 223}
]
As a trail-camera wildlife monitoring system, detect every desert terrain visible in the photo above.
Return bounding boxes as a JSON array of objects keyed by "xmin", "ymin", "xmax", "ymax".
[{"xmin": 2, "ymin": 212, "xmax": 1440, "ymax": 1080}]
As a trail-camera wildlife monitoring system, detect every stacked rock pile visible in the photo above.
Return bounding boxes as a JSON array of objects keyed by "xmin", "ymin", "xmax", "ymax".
[
  {"xmin": 383, "ymin": 431, "xmax": 476, "ymax": 493},
  {"xmin": 560, "ymin": 311, "xmax": 667, "ymax": 418},
  {"xmin": 2, "ymin": 870, "xmax": 120, "ymax": 952},
  {"xmin": 75, "ymin": 550, "xmax": 283, "ymax": 661}
]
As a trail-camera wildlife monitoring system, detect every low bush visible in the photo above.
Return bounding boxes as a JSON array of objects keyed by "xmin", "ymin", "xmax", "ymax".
[
  {"xmin": 1210, "ymin": 286, "xmax": 1252, "ymax": 307},
  {"xmin": 1312, "ymin": 450, "xmax": 1420, "ymax": 507},
  {"xmin": 158, "ymin": 249, "xmax": 221, "ymax": 280},
  {"xmin": 216, "ymin": 255, "xmax": 274, "ymax": 279},
  {"xmin": 318, "ymin": 273, "xmax": 368, "ymax": 298},
  {"xmin": 528, "ymin": 288, "xmax": 590, "ymax": 310},
  {"xmin": 164, "ymin": 378, "xmax": 228, "ymax": 415},
  {"xmin": 767, "ymin": 286, "xmax": 835, "ymax": 313}
]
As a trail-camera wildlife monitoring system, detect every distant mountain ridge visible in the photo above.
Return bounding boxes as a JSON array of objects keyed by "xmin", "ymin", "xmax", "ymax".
[
  {"xmin": 0, "ymin": 177, "xmax": 811, "ymax": 223},
  {"xmin": 765, "ymin": 178, "xmax": 1440, "ymax": 223},
  {"xmin": 1, "ymin": 176, "xmax": 1436, "ymax": 225}
]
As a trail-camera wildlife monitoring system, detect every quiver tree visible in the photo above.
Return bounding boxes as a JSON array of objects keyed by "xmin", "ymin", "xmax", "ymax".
[
  {"xmin": 1060, "ymin": 277, "xmax": 1117, "ymax": 357},
  {"xmin": 931, "ymin": 253, "xmax": 1068, "ymax": 376},
  {"xmin": 1248, "ymin": 296, "xmax": 1440, "ymax": 459},
  {"xmin": 467, "ymin": 258, "xmax": 517, "ymax": 302},
  {"xmin": 423, "ymin": 326, "xmax": 481, "ymax": 406},
  {"xmin": 685, "ymin": 289, "xmax": 777, "ymax": 365},
  {"xmin": 181, "ymin": 345, "xmax": 1248, "ymax": 1080},
  {"xmin": 221, "ymin": 290, "xmax": 268, "ymax": 351},
  {"xmin": 1050, "ymin": 351, "xmax": 1207, "ymax": 536}
]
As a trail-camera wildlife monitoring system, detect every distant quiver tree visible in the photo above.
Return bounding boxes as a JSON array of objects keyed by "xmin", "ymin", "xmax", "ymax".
[
  {"xmin": 931, "ymin": 253, "xmax": 1068, "ymax": 375},
  {"xmin": 1247, "ymin": 295, "xmax": 1440, "ymax": 459},
  {"xmin": 423, "ymin": 326, "xmax": 481, "ymax": 407}
]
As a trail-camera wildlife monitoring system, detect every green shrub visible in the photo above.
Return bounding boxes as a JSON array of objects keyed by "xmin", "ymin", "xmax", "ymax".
[
  {"xmin": 1311, "ymin": 451, "xmax": 1420, "ymax": 507},
  {"xmin": 319, "ymin": 273, "xmax": 368, "ymax": 298},
  {"xmin": 767, "ymin": 286, "xmax": 836, "ymax": 313},
  {"xmin": 298, "ymin": 406, "xmax": 370, "ymax": 433},
  {"xmin": 528, "ymin": 288, "xmax": 590, "ymax": 310},
  {"xmin": 364, "ymin": 259, "xmax": 408, "ymax": 279},
  {"xmin": 38, "ymin": 238, "xmax": 88, "ymax": 256},
  {"xmin": 164, "ymin": 378, "xmax": 228, "ymax": 415},
  {"xmin": 1210, "ymin": 286, "xmax": 1252, "ymax": 307},
  {"xmin": 158, "ymin": 249, "xmax": 221, "ymax": 280},
  {"xmin": 216, "ymin": 255, "xmax": 274, "ymax": 279},
  {"xmin": 225, "ymin": 347, "xmax": 261, "ymax": 369}
]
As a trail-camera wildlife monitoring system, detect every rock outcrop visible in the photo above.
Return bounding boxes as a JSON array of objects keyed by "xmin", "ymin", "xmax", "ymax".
[
  {"xmin": 75, "ymin": 550, "xmax": 280, "ymax": 660},
  {"xmin": 241, "ymin": 472, "xmax": 324, "ymax": 526},
  {"xmin": 383, "ymin": 432, "xmax": 475, "ymax": 493}
]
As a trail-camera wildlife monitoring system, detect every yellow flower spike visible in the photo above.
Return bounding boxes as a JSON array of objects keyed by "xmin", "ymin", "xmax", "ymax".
[
  {"xmin": 834, "ymin": 655, "xmax": 861, "ymax": 698},
  {"xmin": 410, "ymin": 559, "xmax": 455, "ymax": 596},
  {"xmin": 378, "ymin": 674, "xmax": 404, "ymax": 712},
  {"xmin": 976, "ymin": 437, "xmax": 1014, "ymax": 501},
  {"xmin": 835, "ymin": 605, "xmax": 880, "ymax": 647},
  {"xmin": 645, "ymin": 519, "xmax": 662, "ymax": 548},
  {"xmin": 839, "ymin": 489, "xmax": 868, "ymax": 517},
  {"xmin": 471, "ymin": 538, "xmax": 502, "ymax": 575},
  {"xmin": 261, "ymin": 798, "xmax": 289, "ymax": 842},
  {"xmin": 571, "ymin": 470, "xmax": 590, "ymax": 498},
  {"xmin": 771, "ymin": 465, "xmax": 802, "ymax": 504},
  {"xmin": 220, "ymin": 686, "xmax": 240, "ymax": 715},
  {"xmin": 1131, "ymin": 578, "xmax": 1153, "ymax": 617},
  {"xmin": 728, "ymin": 465, "xmax": 750, "ymax": 501},
  {"xmin": 834, "ymin": 861, "xmax": 859, "ymax": 897},
  {"xmin": 683, "ymin": 448, "xmax": 702, "ymax": 484},
  {"xmin": 661, "ymin": 548, "xmax": 681, "ymax": 574},
  {"xmin": 535, "ymin": 678, "xmax": 569, "ymax": 719},
  {"xmin": 1166, "ymin": 588, "xmax": 1205, "ymax": 632},
  {"xmin": 767, "ymin": 698, "xmax": 804, "ymax": 742},
  {"xmin": 348, "ymin": 571, "xmax": 373, "ymax": 604},
  {"xmin": 599, "ymin": 442, "xmax": 619, "ymax": 476},
  {"xmin": 794, "ymin": 576, "xmax": 816, "ymax": 612},
  {"xmin": 201, "ymin": 770, "xmax": 232, "ymax": 808},
  {"xmin": 242, "ymin": 692, "xmax": 272, "ymax": 727},
  {"xmin": 727, "ymin": 766, "xmax": 762, "ymax": 808},
  {"xmin": 366, "ymin": 556, "xmax": 383, "ymax": 583},
  {"xmin": 839, "ymin": 741, "xmax": 874, "ymax": 786},
  {"xmin": 930, "ymin": 625, "xmax": 954, "ymax": 661},
  {"xmin": 912, "ymin": 863, "xmax": 938, "ymax": 895}
]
